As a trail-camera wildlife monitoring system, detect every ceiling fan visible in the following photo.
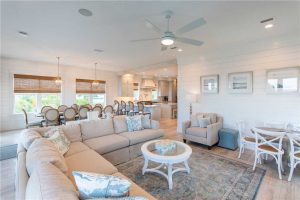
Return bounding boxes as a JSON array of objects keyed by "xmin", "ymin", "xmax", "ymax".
[{"xmin": 131, "ymin": 10, "xmax": 206, "ymax": 51}]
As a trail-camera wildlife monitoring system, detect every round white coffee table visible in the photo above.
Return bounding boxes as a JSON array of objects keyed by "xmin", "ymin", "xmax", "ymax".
[{"xmin": 141, "ymin": 140, "xmax": 192, "ymax": 190}]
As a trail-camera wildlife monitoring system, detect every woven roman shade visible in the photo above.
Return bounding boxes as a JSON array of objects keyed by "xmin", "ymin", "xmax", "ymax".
[
  {"xmin": 76, "ymin": 79, "xmax": 106, "ymax": 94},
  {"xmin": 133, "ymin": 83, "xmax": 139, "ymax": 91},
  {"xmin": 14, "ymin": 74, "xmax": 61, "ymax": 93}
]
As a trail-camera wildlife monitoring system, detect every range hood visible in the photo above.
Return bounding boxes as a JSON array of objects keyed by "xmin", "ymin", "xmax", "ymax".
[{"xmin": 141, "ymin": 79, "xmax": 156, "ymax": 89}]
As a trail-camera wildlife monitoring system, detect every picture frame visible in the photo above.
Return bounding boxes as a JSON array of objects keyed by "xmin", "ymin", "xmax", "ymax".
[
  {"xmin": 228, "ymin": 71, "xmax": 253, "ymax": 94},
  {"xmin": 200, "ymin": 75, "xmax": 219, "ymax": 94},
  {"xmin": 266, "ymin": 67, "xmax": 300, "ymax": 94}
]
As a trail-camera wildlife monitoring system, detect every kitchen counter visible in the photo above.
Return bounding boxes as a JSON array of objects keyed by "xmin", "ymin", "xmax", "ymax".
[
  {"xmin": 153, "ymin": 103, "xmax": 177, "ymax": 119},
  {"xmin": 143, "ymin": 104, "xmax": 161, "ymax": 121}
]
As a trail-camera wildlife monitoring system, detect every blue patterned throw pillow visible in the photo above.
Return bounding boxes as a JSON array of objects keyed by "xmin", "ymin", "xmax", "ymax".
[
  {"xmin": 126, "ymin": 115, "xmax": 143, "ymax": 132},
  {"xmin": 72, "ymin": 171, "xmax": 131, "ymax": 200}
]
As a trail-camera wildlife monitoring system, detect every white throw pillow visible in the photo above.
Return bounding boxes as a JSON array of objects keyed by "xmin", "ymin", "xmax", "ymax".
[
  {"xmin": 126, "ymin": 115, "xmax": 143, "ymax": 132},
  {"xmin": 197, "ymin": 117, "xmax": 211, "ymax": 128},
  {"xmin": 191, "ymin": 114, "xmax": 204, "ymax": 127},
  {"xmin": 20, "ymin": 129, "xmax": 42, "ymax": 150},
  {"xmin": 43, "ymin": 127, "xmax": 59, "ymax": 138},
  {"xmin": 141, "ymin": 115, "xmax": 151, "ymax": 129},
  {"xmin": 72, "ymin": 171, "xmax": 131, "ymax": 200},
  {"xmin": 47, "ymin": 130, "xmax": 71, "ymax": 155}
]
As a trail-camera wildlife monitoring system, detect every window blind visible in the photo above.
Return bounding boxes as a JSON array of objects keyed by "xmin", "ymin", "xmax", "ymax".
[
  {"xmin": 14, "ymin": 74, "xmax": 61, "ymax": 93},
  {"xmin": 76, "ymin": 79, "xmax": 106, "ymax": 94},
  {"xmin": 133, "ymin": 83, "xmax": 139, "ymax": 91}
]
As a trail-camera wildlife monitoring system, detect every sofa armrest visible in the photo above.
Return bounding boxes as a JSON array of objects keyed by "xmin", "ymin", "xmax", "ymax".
[
  {"xmin": 182, "ymin": 120, "xmax": 191, "ymax": 136},
  {"xmin": 207, "ymin": 122, "xmax": 222, "ymax": 146},
  {"xmin": 151, "ymin": 120, "xmax": 160, "ymax": 129}
]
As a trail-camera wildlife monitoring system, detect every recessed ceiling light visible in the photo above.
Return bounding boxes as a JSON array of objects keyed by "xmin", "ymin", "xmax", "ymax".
[
  {"xmin": 265, "ymin": 24, "xmax": 273, "ymax": 29},
  {"xmin": 78, "ymin": 8, "xmax": 93, "ymax": 17},
  {"xmin": 94, "ymin": 49, "xmax": 103, "ymax": 53},
  {"xmin": 18, "ymin": 31, "xmax": 28, "ymax": 37},
  {"xmin": 177, "ymin": 48, "xmax": 183, "ymax": 52}
]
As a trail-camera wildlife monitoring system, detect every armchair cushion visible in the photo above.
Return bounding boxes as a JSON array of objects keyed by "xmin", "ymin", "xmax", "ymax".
[
  {"xmin": 204, "ymin": 113, "xmax": 217, "ymax": 124},
  {"xmin": 197, "ymin": 117, "xmax": 211, "ymax": 128},
  {"xmin": 186, "ymin": 127, "xmax": 207, "ymax": 138}
]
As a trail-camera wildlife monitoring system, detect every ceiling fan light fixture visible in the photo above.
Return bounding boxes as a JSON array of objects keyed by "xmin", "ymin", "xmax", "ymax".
[{"xmin": 161, "ymin": 37, "xmax": 174, "ymax": 46}]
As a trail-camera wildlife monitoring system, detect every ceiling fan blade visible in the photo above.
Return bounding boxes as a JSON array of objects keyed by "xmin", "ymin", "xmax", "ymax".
[
  {"xmin": 161, "ymin": 45, "xmax": 167, "ymax": 51},
  {"xmin": 131, "ymin": 38, "xmax": 160, "ymax": 42},
  {"xmin": 145, "ymin": 19, "xmax": 163, "ymax": 34},
  {"xmin": 176, "ymin": 17, "xmax": 206, "ymax": 35},
  {"xmin": 176, "ymin": 37, "xmax": 204, "ymax": 46}
]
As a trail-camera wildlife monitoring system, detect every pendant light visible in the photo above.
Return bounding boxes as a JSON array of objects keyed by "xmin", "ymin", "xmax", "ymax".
[
  {"xmin": 92, "ymin": 62, "xmax": 99, "ymax": 87},
  {"xmin": 55, "ymin": 57, "xmax": 62, "ymax": 85}
]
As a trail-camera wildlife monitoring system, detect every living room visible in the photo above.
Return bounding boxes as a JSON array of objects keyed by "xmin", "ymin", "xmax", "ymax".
[{"xmin": 1, "ymin": 1, "xmax": 300, "ymax": 200}]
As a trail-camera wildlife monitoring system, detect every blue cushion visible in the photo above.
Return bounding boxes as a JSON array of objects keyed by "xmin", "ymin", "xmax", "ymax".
[
  {"xmin": 72, "ymin": 171, "xmax": 131, "ymax": 199},
  {"xmin": 126, "ymin": 115, "xmax": 143, "ymax": 132}
]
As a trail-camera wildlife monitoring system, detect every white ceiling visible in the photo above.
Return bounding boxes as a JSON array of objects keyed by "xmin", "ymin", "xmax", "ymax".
[{"xmin": 1, "ymin": 1, "xmax": 299, "ymax": 72}]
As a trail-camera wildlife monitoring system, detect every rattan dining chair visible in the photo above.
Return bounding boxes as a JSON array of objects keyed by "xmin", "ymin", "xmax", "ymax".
[
  {"xmin": 135, "ymin": 101, "xmax": 151, "ymax": 118},
  {"xmin": 58, "ymin": 105, "xmax": 68, "ymax": 112},
  {"xmin": 71, "ymin": 104, "xmax": 79, "ymax": 113},
  {"xmin": 237, "ymin": 121, "xmax": 257, "ymax": 159},
  {"xmin": 85, "ymin": 104, "xmax": 93, "ymax": 110},
  {"xmin": 93, "ymin": 106, "xmax": 103, "ymax": 118},
  {"xmin": 252, "ymin": 127, "xmax": 285, "ymax": 179},
  {"xmin": 128, "ymin": 101, "xmax": 135, "ymax": 116},
  {"xmin": 22, "ymin": 109, "xmax": 43, "ymax": 128},
  {"xmin": 94, "ymin": 103, "xmax": 103, "ymax": 109},
  {"xmin": 41, "ymin": 106, "xmax": 53, "ymax": 114},
  {"xmin": 287, "ymin": 132, "xmax": 300, "ymax": 181},
  {"xmin": 120, "ymin": 100, "xmax": 127, "ymax": 115},
  {"xmin": 78, "ymin": 107, "xmax": 89, "ymax": 120},
  {"xmin": 113, "ymin": 100, "xmax": 120, "ymax": 115},
  {"xmin": 44, "ymin": 109, "xmax": 60, "ymax": 127},
  {"xmin": 62, "ymin": 107, "xmax": 77, "ymax": 124}
]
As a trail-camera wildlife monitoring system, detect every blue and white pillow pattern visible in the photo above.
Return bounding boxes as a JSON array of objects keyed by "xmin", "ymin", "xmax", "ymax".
[
  {"xmin": 126, "ymin": 115, "xmax": 143, "ymax": 132},
  {"xmin": 72, "ymin": 171, "xmax": 131, "ymax": 200},
  {"xmin": 86, "ymin": 197, "xmax": 148, "ymax": 200}
]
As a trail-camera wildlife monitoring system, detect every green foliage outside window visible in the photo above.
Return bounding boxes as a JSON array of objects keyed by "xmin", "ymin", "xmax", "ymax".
[
  {"xmin": 41, "ymin": 94, "xmax": 61, "ymax": 108},
  {"xmin": 14, "ymin": 94, "xmax": 37, "ymax": 113},
  {"xmin": 76, "ymin": 94, "xmax": 90, "ymax": 106}
]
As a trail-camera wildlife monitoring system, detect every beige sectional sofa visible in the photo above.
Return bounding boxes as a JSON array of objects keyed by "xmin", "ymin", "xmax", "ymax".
[{"xmin": 16, "ymin": 116, "xmax": 164, "ymax": 200}]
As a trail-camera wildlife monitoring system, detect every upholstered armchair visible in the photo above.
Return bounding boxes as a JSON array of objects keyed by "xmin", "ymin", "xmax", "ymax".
[{"xmin": 182, "ymin": 113, "xmax": 223, "ymax": 149}]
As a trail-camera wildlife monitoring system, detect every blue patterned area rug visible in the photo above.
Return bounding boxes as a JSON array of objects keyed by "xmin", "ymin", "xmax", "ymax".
[
  {"xmin": 117, "ymin": 147, "xmax": 265, "ymax": 200},
  {"xmin": 0, "ymin": 144, "xmax": 17, "ymax": 161}
]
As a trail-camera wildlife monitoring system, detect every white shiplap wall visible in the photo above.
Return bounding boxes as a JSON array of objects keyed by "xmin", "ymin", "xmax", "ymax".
[
  {"xmin": 177, "ymin": 34, "xmax": 300, "ymax": 135},
  {"xmin": 0, "ymin": 57, "xmax": 119, "ymax": 131}
]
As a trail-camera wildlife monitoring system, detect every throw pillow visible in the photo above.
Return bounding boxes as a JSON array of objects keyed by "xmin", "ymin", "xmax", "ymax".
[
  {"xmin": 47, "ymin": 130, "xmax": 71, "ymax": 155},
  {"xmin": 43, "ymin": 127, "xmax": 59, "ymax": 138},
  {"xmin": 204, "ymin": 113, "xmax": 217, "ymax": 124},
  {"xmin": 126, "ymin": 115, "xmax": 143, "ymax": 132},
  {"xmin": 72, "ymin": 171, "xmax": 131, "ymax": 200},
  {"xmin": 197, "ymin": 117, "xmax": 211, "ymax": 128},
  {"xmin": 191, "ymin": 114, "xmax": 204, "ymax": 127},
  {"xmin": 60, "ymin": 123, "xmax": 82, "ymax": 142},
  {"xmin": 26, "ymin": 138, "xmax": 68, "ymax": 176},
  {"xmin": 87, "ymin": 197, "xmax": 147, "ymax": 200},
  {"xmin": 141, "ymin": 115, "xmax": 151, "ymax": 129},
  {"xmin": 113, "ymin": 115, "xmax": 128, "ymax": 134},
  {"xmin": 26, "ymin": 162, "xmax": 78, "ymax": 200},
  {"xmin": 20, "ymin": 129, "xmax": 42, "ymax": 150}
]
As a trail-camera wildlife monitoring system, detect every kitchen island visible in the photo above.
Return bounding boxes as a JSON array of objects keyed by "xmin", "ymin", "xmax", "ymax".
[{"xmin": 144, "ymin": 104, "xmax": 161, "ymax": 121}]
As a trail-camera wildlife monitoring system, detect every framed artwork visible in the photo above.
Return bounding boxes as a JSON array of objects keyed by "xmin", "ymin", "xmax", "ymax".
[
  {"xmin": 228, "ymin": 71, "xmax": 253, "ymax": 94},
  {"xmin": 200, "ymin": 75, "xmax": 219, "ymax": 94},
  {"xmin": 266, "ymin": 67, "xmax": 300, "ymax": 94}
]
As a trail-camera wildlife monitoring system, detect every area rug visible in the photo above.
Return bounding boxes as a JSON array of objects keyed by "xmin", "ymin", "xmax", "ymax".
[
  {"xmin": 0, "ymin": 144, "xmax": 17, "ymax": 161},
  {"xmin": 117, "ymin": 147, "xmax": 265, "ymax": 200}
]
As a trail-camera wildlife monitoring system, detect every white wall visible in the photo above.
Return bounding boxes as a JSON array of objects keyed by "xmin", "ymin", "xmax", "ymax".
[
  {"xmin": 177, "ymin": 33, "xmax": 300, "ymax": 134},
  {"xmin": 0, "ymin": 57, "xmax": 118, "ymax": 131}
]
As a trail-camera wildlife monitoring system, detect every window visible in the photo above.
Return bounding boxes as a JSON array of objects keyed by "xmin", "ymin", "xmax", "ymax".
[
  {"xmin": 76, "ymin": 79, "xmax": 106, "ymax": 106},
  {"xmin": 152, "ymin": 90, "xmax": 158, "ymax": 100},
  {"xmin": 13, "ymin": 74, "xmax": 61, "ymax": 113},
  {"xmin": 133, "ymin": 83, "xmax": 139, "ymax": 101}
]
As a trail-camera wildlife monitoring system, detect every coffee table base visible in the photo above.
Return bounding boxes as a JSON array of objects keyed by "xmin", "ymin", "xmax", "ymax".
[{"xmin": 142, "ymin": 159, "xmax": 190, "ymax": 190}]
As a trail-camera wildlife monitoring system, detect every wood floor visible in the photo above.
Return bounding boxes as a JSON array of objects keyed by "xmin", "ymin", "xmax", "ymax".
[{"xmin": 0, "ymin": 119, "xmax": 299, "ymax": 200}]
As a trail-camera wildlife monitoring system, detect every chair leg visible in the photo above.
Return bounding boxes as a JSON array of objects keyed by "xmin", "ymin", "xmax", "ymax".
[
  {"xmin": 253, "ymin": 152, "xmax": 258, "ymax": 171},
  {"xmin": 288, "ymin": 159, "xmax": 295, "ymax": 181},
  {"xmin": 238, "ymin": 143, "xmax": 243, "ymax": 159},
  {"xmin": 183, "ymin": 139, "xmax": 186, "ymax": 143},
  {"xmin": 276, "ymin": 156, "xmax": 282, "ymax": 180},
  {"xmin": 207, "ymin": 146, "xmax": 212, "ymax": 150}
]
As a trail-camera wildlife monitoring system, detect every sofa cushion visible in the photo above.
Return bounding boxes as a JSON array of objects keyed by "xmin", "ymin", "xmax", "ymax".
[
  {"xmin": 120, "ymin": 129, "xmax": 164, "ymax": 145},
  {"xmin": 64, "ymin": 142, "xmax": 90, "ymax": 158},
  {"xmin": 80, "ymin": 119, "xmax": 114, "ymax": 140},
  {"xmin": 60, "ymin": 123, "xmax": 82, "ymax": 142},
  {"xmin": 20, "ymin": 129, "xmax": 41, "ymax": 150},
  {"xmin": 141, "ymin": 115, "xmax": 151, "ymax": 129},
  {"xmin": 112, "ymin": 172, "xmax": 156, "ymax": 200},
  {"xmin": 26, "ymin": 138, "xmax": 68, "ymax": 176},
  {"xmin": 65, "ymin": 150, "xmax": 118, "ymax": 186},
  {"xmin": 113, "ymin": 115, "xmax": 128, "ymax": 134},
  {"xmin": 186, "ymin": 127, "xmax": 207, "ymax": 138},
  {"xmin": 84, "ymin": 135, "xmax": 129, "ymax": 154},
  {"xmin": 26, "ymin": 163, "xmax": 78, "ymax": 200},
  {"xmin": 72, "ymin": 171, "xmax": 131, "ymax": 199}
]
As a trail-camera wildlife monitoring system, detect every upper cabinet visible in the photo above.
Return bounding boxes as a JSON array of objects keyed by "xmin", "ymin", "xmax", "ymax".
[{"xmin": 158, "ymin": 80, "xmax": 169, "ymax": 96}]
